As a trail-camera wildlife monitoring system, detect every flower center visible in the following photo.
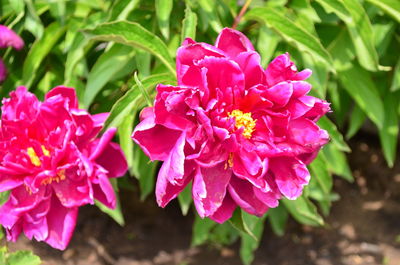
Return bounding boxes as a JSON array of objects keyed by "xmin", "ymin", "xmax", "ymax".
[
  {"xmin": 228, "ymin": 109, "xmax": 256, "ymax": 139},
  {"xmin": 27, "ymin": 145, "xmax": 50, "ymax": 167}
]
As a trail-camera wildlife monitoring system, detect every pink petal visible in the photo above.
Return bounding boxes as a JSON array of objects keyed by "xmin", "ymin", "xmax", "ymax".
[
  {"xmin": 192, "ymin": 163, "xmax": 232, "ymax": 218},
  {"xmin": 208, "ymin": 193, "xmax": 237, "ymax": 223},
  {"xmin": 0, "ymin": 25, "xmax": 24, "ymax": 50},
  {"xmin": 44, "ymin": 196, "xmax": 78, "ymax": 250},
  {"xmin": 45, "ymin": 86, "xmax": 78, "ymax": 109},
  {"xmin": 270, "ymin": 157, "xmax": 310, "ymax": 200},
  {"xmin": 215, "ymin": 28, "xmax": 255, "ymax": 58},
  {"xmin": 156, "ymin": 133, "xmax": 190, "ymax": 207},
  {"xmin": 95, "ymin": 141, "xmax": 128, "ymax": 178},
  {"xmin": 92, "ymin": 171, "xmax": 116, "ymax": 209},
  {"xmin": 228, "ymin": 177, "xmax": 268, "ymax": 216},
  {"xmin": 234, "ymin": 51, "xmax": 266, "ymax": 88},
  {"xmin": 288, "ymin": 118, "xmax": 329, "ymax": 148},
  {"xmin": 132, "ymin": 110, "xmax": 183, "ymax": 161},
  {"xmin": 265, "ymin": 82, "xmax": 293, "ymax": 107}
]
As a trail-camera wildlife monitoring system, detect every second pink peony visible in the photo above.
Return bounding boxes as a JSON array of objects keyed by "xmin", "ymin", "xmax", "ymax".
[{"xmin": 132, "ymin": 28, "xmax": 330, "ymax": 223}]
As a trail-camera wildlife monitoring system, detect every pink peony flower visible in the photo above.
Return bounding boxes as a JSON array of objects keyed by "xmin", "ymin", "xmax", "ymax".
[
  {"xmin": 0, "ymin": 25, "xmax": 24, "ymax": 82},
  {"xmin": 132, "ymin": 28, "xmax": 330, "ymax": 223},
  {"xmin": 0, "ymin": 86, "xmax": 128, "ymax": 250}
]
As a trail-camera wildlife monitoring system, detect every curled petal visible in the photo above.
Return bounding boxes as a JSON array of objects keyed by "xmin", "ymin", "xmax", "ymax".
[{"xmin": 215, "ymin": 28, "xmax": 255, "ymax": 58}]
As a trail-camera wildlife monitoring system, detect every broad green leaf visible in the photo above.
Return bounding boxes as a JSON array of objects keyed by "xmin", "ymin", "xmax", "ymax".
[
  {"xmin": 373, "ymin": 22, "xmax": 395, "ymax": 58},
  {"xmin": 109, "ymin": 0, "xmax": 140, "ymax": 21},
  {"xmin": 7, "ymin": 250, "xmax": 41, "ymax": 265},
  {"xmin": 257, "ymin": 26, "xmax": 280, "ymax": 68},
  {"xmin": 240, "ymin": 213, "xmax": 266, "ymax": 265},
  {"xmin": 133, "ymin": 146, "xmax": 158, "ymax": 201},
  {"xmin": 282, "ymin": 196, "xmax": 324, "ymax": 226},
  {"xmin": 310, "ymin": 155, "xmax": 333, "ymax": 195},
  {"xmin": 302, "ymin": 53, "xmax": 328, "ymax": 97},
  {"xmin": 156, "ymin": 0, "xmax": 173, "ymax": 39},
  {"xmin": 0, "ymin": 247, "xmax": 5, "ymax": 265},
  {"xmin": 246, "ymin": 7, "xmax": 333, "ymax": 69},
  {"xmin": 83, "ymin": 44, "xmax": 135, "ymax": 108},
  {"xmin": 24, "ymin": 0, "xmax": 44, "ymax": 38},
  {"xmin": 178, "ymin": 182, "xmax": 192, "ymax": 216},
  {"xmin": 95, "ymin": 179, "xmax": 125, "ymax": 226},
  {"xmin": 197, "ymin": 0, "xmax": 223, "ymax": 33},
  {"xmin": 346, "ymin": 105, "xmax": 366, "ymax": 139},
  {"xmin": 191, "ymin": 215, "xmax": 216, "ymax": 246},
  {"xmin": 366, "ymin": 0, "xmax": 400, "ymax": 24},
  {"xmin": 322, "ymin": 144, "xmax": 353, "ymax": 182},
  {"xmin": 338, "ymin": 65, "xmax": 384, "ymax": 129},
  {"xmin": 103, "ymin": 73, "xmax": 175, "ymax": 130},
  {"xmin": 268, "ymin": 206, "xmax": 288, "ymax": 237},
  {"xmin": 134, "ymin": 72, "xmax": 152, "ymax": 106},
  {"xmin": 327, "ymin": 28, "xmax": 355, "ymax": 71},
  {"xmin": 84, "ymin": 21, "xmax": 176, "ymax": 75},
  {"xmin": 229, "ymin": 209, "xmax": 257, "ymax": 241},
  {"xmin": 379, "ymin": 92, "xmax": 399, "ymax": 167},
  {"xmin": 119, "ymin": 114, "xmax": 135, "ymax": 174},
  {"xmin": 64, "ymin": 32, "xmax": 89, "ymax": 86},
  {"xmin": 391, "ymin": 58, "xmax": 400, "ymax": 91},
  {"xmin": 210, "ymin": 221, "xmax": 239, "ymax": 245},
  {"xmin": 318, "ymin": 117, "xmax": 350, "ymax": 152},
  {"xmin": 316, "ymin": 0, "xmax": 380, "ymax": 71},
  {"xmin": 8, "ymin": 0, "xmax": 24, "ymax": 13},
  {"xmin": 181, "ymin": 5, "xmax": 197, "ymax": 42},
  {"xmin": 22, "ymin": 22, "xmax": 66, "ymax": 88}
]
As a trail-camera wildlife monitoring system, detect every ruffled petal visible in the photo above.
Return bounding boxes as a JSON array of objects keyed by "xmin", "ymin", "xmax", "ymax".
[
  {"xmin": 215, "ymin": 28, "xmax": 255, "ymax": 58},
  {"xmin": 192, "ymin": 163, "xmax": 232, "ymax": 218}
]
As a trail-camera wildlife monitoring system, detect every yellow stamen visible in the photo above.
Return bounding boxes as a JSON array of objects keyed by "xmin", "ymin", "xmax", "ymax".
[
  {"xmin": 41, "ymin": 169, "xmax": 66, "ymax": 185},
  {"xmin": 228, "ymin": 109, "xmax": 256, "ymax": 139},
  {"xmin": 41, "ymin": 145, "xmax": 50, "ymax": 156},
  {"xmin": 27, "ymin": 147, "xmax": 41, "ymax": 167}
]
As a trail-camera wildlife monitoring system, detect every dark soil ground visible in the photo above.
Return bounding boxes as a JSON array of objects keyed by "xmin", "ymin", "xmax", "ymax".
[{"xmin": 5, "ymin": 133, "xmax": 400, "ymax": 265}]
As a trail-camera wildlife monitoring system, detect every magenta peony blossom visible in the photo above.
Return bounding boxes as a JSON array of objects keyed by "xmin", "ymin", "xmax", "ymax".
[
  {"xmin": 132, "ymin": 28, "xmax": 330, "ymax": 223},
  {"xmin": 0, "ymin": 25, "xmax": 24, "ymax": 82},
  {"xmin": 0, "ymin": 86, "xmax": 128, "ymax": 250}
]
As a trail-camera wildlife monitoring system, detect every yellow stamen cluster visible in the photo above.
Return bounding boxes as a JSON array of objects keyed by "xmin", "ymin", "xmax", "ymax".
[
  {"xmin": 228, "ymin": 109, "xmax": 256, "ymax": 139},
  {"xmin": 41, "ymin": 169, "xmax": 66, "ymax": 185}
]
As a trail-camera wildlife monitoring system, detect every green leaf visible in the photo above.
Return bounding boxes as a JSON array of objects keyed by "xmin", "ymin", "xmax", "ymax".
[
  {"xmin": 316, "ymin": 0, "xmax": 380, "ymax": 71},
  {"xmin": 134, "ymin": 72, "xmax": 152, "ymax": 106},
  {"xmin": 391, "ymin": 58, "xmax": 400, "ymax": 91},
  {"xmin": 103, "ymin": 73, "xmax": 175, "ymax": 130},
  {"xmin": 346, "ymin": 105, "xmax": 366, "ymax": 139},
  {"xmin": 322, "ymin": 144, "xmax": 353, "ymax": 182},
  {"xmin": 239, "ymin": 213, "xmax": 266, "ymax": 265},
  {"xmin": 282, "ymin": 196, "xmax": 324, "ymax": 226},
  {"xmin": 338, "ymin": 65, "xmax": 384, "ymax": 129},
  {"xmin": 257, "ymin": 26, "xmax": 280, "ymax": 68},
  {"xmin": 118, "ymin": 114, "xmax": 135, "ymax": 174},
  {"xmin": 178, "ymin": 182, "xmax": 192, "ymax": 216},
  {"xmin": 318, "ymin": 117, "xmax": 350, "ymax": 152},
  {"xmin": 310, "ymin": 155, "xmax": 333, "ymax": 196},
  {"xmin": 8, "ymin": 0, "xmax": 24, "ymax": 13},
  {"xmin": 327, "ymin": 28, "xmax": 355, "ymax": 71},
  {"xmin": 84, "ymin": 43, "xmax": 135, "ymax": 108},
  {"xmin": 191, "ymin": 215, "xmax": 216, "ymax": 246},
  {"xmin": 7, "ymin": 250, "xmax": 41, "ymax": 265},
  {"xmin": 0, "ymin": 191, "xmax": 10, "ymax": 206},
  {"xmin": 379, "ymin": 92, "xmax": 399, "ymax": 167},
  {"xmin": 109, "ymin": 0, "xmax": 140, "ymax": 21},
  {"xmin": 24, "ymin": 0, "xmax": 44, "ymax": 39},
  {"xmin": 197, "ymin": 0, "xmax": 223, "ymax": 33},
  {"xmin": 133, "ymin": 146, "xmax": 158, "ymax": 201},
  {"xmin": 229, "ymin": 209, "xmax": 257, "ymax": 241},
  {"xmin": 156, "ymin": 0, "xmax": 173, "ymax": 39},
  {"xmin": 246, "ymin": 7, "xmax": 333, "ymax": 69},
  {"xmin": 366, "ymin": 0, "xmax": 400, "ymax": 24},
  {"xmin": 84, "ymin": 21, "xmax": 176, "ymax": 75},
  {"xmin": 22, "ymin": 22, "xmax": 66, "ymax": 88},
  {"xmin": 268, "ymin": 206, "xmax": 288, "ymax": 237},
  {"xmin": 95, "ymin": 179, "xmax": 125, "ymax": 226},
  {"xmin": 181, "ymin": 5, "xmax": 197, "ymax": 42}
]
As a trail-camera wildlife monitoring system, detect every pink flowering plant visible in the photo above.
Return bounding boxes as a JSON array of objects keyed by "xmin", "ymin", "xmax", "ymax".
[
  {"xmin": 0, "ymin": 86, "xmax": 127, "ymax": 250},
  {"xmin": 132, "ymin": 28, "xmax": 330, "ymax": 223}
]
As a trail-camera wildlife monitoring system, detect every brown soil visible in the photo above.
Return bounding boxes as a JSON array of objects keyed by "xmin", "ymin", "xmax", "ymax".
[{"xmin": 5, "ymin": 134, "xmax": 400, "ymax": 265}]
